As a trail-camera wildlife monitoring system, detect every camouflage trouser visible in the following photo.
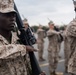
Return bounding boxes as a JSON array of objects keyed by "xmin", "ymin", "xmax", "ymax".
[
  {"xmin": 48, "ymin": 51, "xmax": 59, "ymax": 73},
  {"xmin": 64, "ymin": 42, "xmax": 70, "ymax": 69},
  {"xmin": 64, "ymin": 49, "xmax": 69, "ymax": 68},
  {"xmin": 58, "ymin": 43, "xmax": 61, "ymax": 53},
  {"xmin": 38, "ymin": 43, "xmax": 44, "ymax": 59}
]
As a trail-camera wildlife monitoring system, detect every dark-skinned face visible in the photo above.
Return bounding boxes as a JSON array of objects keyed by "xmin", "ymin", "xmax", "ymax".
[{"xmin": 0, "ymin": 12, "xmax": 16, "ymax": 31}]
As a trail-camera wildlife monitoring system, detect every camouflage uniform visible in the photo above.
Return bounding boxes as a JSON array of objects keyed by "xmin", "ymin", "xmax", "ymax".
[
  {"xmin": 0, "ymin": 32, "xmax": 31, "ymax": 75},
  {"xmin": 65, "ymin": 19, "xmax": 76, "ymax": 74},
  {"xmin": 63, "ymin": 30, "xmax": 70, "ymax": 72},
  {"xmin": 47, "ymin": 29, "xmax": 60, "ymax": 73},
  {"xmin": 37, "ymin": 28, "xmax": 46, "ymax": 60},
  {"xmin": 0, "ymin": 0, "xmax": 31, "ymax": 75}
]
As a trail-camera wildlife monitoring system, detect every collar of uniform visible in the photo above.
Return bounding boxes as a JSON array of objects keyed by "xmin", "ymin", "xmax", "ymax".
[
  {"xmin": 11, "ymin": 32, "xmax": 19, "ymax": 44},
  {"xmin": 0, "ymin": 34, "xmax": 9, "ymax": 44},
  {"xmin": 0, "ymin": 32, "xmax": 19, "ymax": 44}
]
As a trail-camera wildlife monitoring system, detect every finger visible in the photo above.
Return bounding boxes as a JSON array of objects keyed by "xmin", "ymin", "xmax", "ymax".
[{"xmin": 33, "ymin": 49, "xmax": 38, "ymax": 52}]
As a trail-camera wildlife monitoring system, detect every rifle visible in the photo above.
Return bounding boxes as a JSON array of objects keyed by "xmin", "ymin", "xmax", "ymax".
[{"xmin": 14, "ymin": 3, "xmax": 43, "ymax": 75}]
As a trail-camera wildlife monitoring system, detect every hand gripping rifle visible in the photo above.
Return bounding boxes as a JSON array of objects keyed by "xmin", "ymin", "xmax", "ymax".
[{"xmin": 14, "ymin": 3, "xmax": 43, "ymax": 75}]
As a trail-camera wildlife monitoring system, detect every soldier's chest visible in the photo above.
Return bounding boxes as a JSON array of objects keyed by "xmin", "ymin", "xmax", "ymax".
[{"xmin": 48, "ymin": 35, "xmax": 58, "ymax": 42}]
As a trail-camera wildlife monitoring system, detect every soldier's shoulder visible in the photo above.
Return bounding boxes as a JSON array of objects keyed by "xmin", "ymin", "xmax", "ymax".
[
  {"xmin": 46, "ymin": 29, "xmax": 52, "ymax": 35},
  {"xmin": 66, "ymin": 20, "xmax": 76, "ymax": 37},
  {"xmin": 67, "ymin": 20, "xmax": 76, "ymax": 31}
]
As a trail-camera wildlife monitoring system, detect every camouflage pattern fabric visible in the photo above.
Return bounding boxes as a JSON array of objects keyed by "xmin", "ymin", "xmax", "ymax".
[
  {"xmin": 37, "ymin": 28, "xmax": 45, "ymax": 59},
  {"xmin": 65, "ymin": 19, "xmax": 76, "ymax": 74},
  {"xmin": 47, "ymin": 29, "xmax": 60, "ymax": 73},
  {"xmin": 0, "ymin": 32, "xmax": 31, "ymax": 75}
]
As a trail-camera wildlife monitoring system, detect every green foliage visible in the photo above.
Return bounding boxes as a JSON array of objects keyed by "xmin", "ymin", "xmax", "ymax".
[
  {"xmin": 42, "ymin": 26, "xmax": 49, "ymax": 31},
  {"xmin": 59, "ymin": 25, "xmax": 67, "ymax": 30},
  {"xmin": 31, "ymin": 24, "xmax": 67, "ymax": 33},
  {"xmin": 31, "ymin": 25, "xmax": 49, "ymax": 32},
  {"xmin": 31, "ymin": 26, "xmax": 38, "ymax": 32}
]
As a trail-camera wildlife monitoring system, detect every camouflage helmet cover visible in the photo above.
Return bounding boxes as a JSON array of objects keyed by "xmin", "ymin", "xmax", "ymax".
[{"xmin": 0, "ymin": 0, "xmax": 16, "ymax": 13}]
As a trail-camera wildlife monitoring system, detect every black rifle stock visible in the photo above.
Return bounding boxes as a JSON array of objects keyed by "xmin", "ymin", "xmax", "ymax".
[{"xmin": 14, "ymin": 3, "xmax": 42, "ymax": 75}]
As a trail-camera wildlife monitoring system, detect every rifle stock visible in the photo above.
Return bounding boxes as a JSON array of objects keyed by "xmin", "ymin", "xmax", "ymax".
[{"xmin": 14, "ymin": 3, "xmax": 42, "ymax": 75}]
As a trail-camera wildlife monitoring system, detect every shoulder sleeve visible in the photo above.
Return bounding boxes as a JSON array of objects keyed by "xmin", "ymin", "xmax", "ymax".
[
  {"xmin": 66, "ymin": 24, "xmax": 76, "ymax": 37},
  {"xmin": 0, "ymin": 44, "xmax": 26, "ymax": 59}
]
